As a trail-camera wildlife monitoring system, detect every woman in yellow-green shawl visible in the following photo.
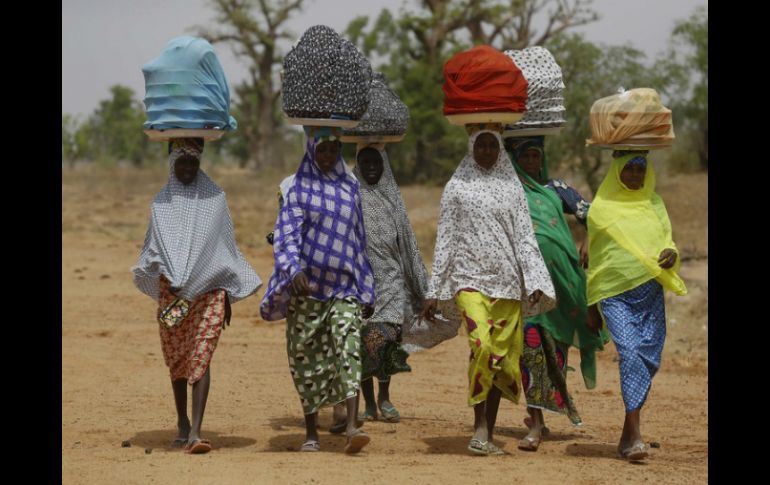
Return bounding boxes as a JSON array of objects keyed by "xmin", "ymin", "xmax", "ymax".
[
  {"xmin": 508, "ymin": 136, "xmax": 609, "ymax": 452},
  {"xmin": 585, "ymin": 151, "xmax": 687, "ymax": 461}
]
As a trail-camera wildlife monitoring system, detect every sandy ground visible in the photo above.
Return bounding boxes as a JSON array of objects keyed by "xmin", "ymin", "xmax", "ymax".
[{"xmin": 62, "ymin": 166, "xmax": 707, "ymax": 484}]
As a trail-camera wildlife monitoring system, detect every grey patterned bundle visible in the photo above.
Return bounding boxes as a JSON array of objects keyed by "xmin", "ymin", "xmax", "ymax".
[
  {"xmin": 504, "ymin": 47, "xmax": 566, "ymax": 129},
  {"xmin": 342, "ymin": 72, "xmax": 408, "ymax": 137},
  {"xmin": 282, "ymin": 25, "xmax": 372, "ymax": 120}
]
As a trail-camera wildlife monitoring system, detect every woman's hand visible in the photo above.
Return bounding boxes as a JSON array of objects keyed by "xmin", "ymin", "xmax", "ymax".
[
  {"xmin": 658, "ymin": 248, "xmax": 678, "ymax": 269},
  {"xmin": 223, "ymin": 294, "xmax": 232, "ymax": 329},
  {"xmin": 291, "ymin": 272, "xmax": 310, "ymax": 296},
  {"xmin": 420, "ymin": 298, "xmax": 438, "ymax": 323},
  {"xmin": 362, "ymin": 305, "xmax": 374, "ymax": 319},
  {"xmin": 579, "ymin": 241, "xmax": 589, "ymax": 269},
  {"xmin": 586, "ymin": 304, "xmax": 602, "ymax": 336},
  {"xmin": 528, "ymin": 290, "xmax": 543, "ymax": 305}
]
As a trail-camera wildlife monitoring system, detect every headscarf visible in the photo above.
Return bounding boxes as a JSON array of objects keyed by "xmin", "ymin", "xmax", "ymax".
[
  {"xmin": 260, "ymin": 136, "xmax": 376, "ymax": 321},
  {"xmin": 132, "ymin": 138, "xmax": 262, "ymax": 303},
  {"xmin": 426, "ymin": 129, "xmax": 556, "ymax": 317},
  {"xmin": 511, "ymin": 137, "xmax": 608, "ymax": 388},
  {"xmin": 587, "ymin": 153, "xmax": 688, "ymax": 305}
]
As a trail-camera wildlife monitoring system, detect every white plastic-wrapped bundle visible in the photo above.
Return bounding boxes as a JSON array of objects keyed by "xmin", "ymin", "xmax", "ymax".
[{"xmin": 586, "ymin": 88, "xmax": 674, "ymax": 149}]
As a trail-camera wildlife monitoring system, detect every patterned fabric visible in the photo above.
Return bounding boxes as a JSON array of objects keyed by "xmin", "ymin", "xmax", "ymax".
[
  {"xmin": 260, "ymin": 136, "xmax": 376, "ymax": 321},
  {"xmin": 456, "ymin": 290, "xmax": 524, "ymax": 406},
  {"xmin": 361, "ymin": 321, "xmax": 411, "ymax": 381},
  {"xmin": 286, "ymin": 296, "xmax": 363, "ymax": 415},
  {"xmin": 511, "ymin": 144, "xmax": 608, "ymax": 390},
  {"xmin": 427, "ymin": 129, "xmax": 555, "ymax": 318},
  {"xmin": 520, "ymin": 322, "xmax": 581, "ymax": 425},
  {"xmin": 157, "ymin": 275, "xmax": 225, "ymax": 385},
  {"xmin": 600, "ymin": 279, "xmax": 666, "ymax": 412},
  {"xmin": 546, "ymin": 179, "xmax": 591, "ymax": 225},
  {"xmin": 282, "ymin": 25, "xmax": 372, "ymax": 119},
  {"xmin": 353, "ymin": 145, "xmax": 428, "ymax": 324},
  {"xmin": 507, "ymin": 136, "xmax": 591, "ymax": 225},
  {"xmin": 132, "ymin": 140, "xmax": 262, "ymax": 303},
  {"xmin": 504, "ymin": 46, "xmax": 566, "ymax": 128}
]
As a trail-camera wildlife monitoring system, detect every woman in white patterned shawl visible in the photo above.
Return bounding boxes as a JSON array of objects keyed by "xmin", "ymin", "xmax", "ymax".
[{"xmin": 421, "ymin": 125, "xmax": 556, "ymax": 456}]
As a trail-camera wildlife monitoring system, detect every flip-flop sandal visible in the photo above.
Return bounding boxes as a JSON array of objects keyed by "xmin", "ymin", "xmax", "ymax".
[
  {"xmin": 518, "ymin": 435, "xmax": 541, "ymax": 452},
  {"xmin": 184, "ymin": 439, "xmax": 212, "ymax": 454},
  {"xmin": 523, "ymin": 417, "xmax": 550, "ymax": 437},
  {"xmin": 329, "ymin": 420, "xmax": 346, "ymax": 434},
  {"xmin": 619, "ymin": 442, "xmax": 648, "ymax": 461},
  {"xmin": 358, "ymin": 409, "xmax": 378, "ymax": 421},
  {"xmin": 171, "ymin": 438, "xmax": 188, "ymax": 448},
  {"xmin": 300, "ymin": 440, "xmax": 320, "ymax": 452},
  {"xmin": 486, "ymin": 442, "xmax": 508, "ymax": 456},
  {"xmin": 378, "ymin": 401, "xmax": 400, "ymax": 423},
  {"xmin": 344, "ymin": 429, "xmax": 370, "ymax": 454},
  {"xmin": 467, "ymin": 438, "xmax": 490, "ymax": 456},
  {"xmin": 330, "ymin": 418, "xmax": 365, "ymax": 434}
]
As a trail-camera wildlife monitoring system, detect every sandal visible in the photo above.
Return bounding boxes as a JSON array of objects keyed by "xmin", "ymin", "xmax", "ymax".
[
  {"xmin": 300, "ymin": 440, "xmax": 320, "ymax": 452},
  {"xmin": 358, "ymin": 409, "xmax": 378, "ymax": 421},
  {"xmin": 329, "ymin": 420, "xmax": 346, "ymax": 434},
  {"xmin": 486, "ymin": 442, "xmax": 507, "ymax": 456},
  {"xmin": 378, "ymin": 401, "xmax": 400, "ymax": 423},
  {"xmin": 184, "ymin": 439, "xmax": 212, "ymax": 454},
  {"xmin": 619, "ymin": 442, "xmax": 648, "ymax": 461},
  {"xmin": 330, "ymin": 417, "xmax": 365, "ymax": 434},
  {"xmin": 523, "ymin": 417, "xmax": 550, "ymax": 437},
  {"xmin": 344, "ymin": 429, "xmax": 370, "ymax": 454},
  {"xmin": 171, "ymin": 438, "xmax": 188, "ymax": 448},
  {"xmin": 518, "ymin": 435, "xmax": 541, "ymax": 452},
  {"xmin": 468, "ymin": 438, "xmax": 490, "ymax": 455}
]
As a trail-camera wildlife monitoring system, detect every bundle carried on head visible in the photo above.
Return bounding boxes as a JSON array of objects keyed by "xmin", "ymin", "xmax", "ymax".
[
  {"xmin": 282, "ymin": 25, "xmax": 372, "ymax": 122},
  {"xmin": 442, "ymin": 45, "xmax": 527, "ymax": 126},
  {"xmin": 586, "ymin": 88, "xmax": 674, "ymax": 149},
  {"xmin": 142, "ymin": 36, "xmax": 237, "ymax": 140},
  {"xmin": 503, "ymin": 46, "xmax": 566, "ymax": 136},
  {"xmin": 341, "ymin": 72, "xmax": 408, "ymax": 142}
]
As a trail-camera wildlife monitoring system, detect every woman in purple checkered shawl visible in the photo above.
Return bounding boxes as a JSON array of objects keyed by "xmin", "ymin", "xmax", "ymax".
[{"xmin": 260, "ymin": 131, "xmax": 376, "ymax": 454}]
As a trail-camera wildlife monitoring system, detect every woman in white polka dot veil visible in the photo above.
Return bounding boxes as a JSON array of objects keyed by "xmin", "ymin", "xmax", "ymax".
[{"xmin": 421, "ymin": 124, "xmax": 556, "ymax": 456}]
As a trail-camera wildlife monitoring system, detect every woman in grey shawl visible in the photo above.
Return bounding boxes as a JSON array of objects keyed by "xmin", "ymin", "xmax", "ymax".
[
  {"xmin": 132, "ymin": 138, "xmax": 262, "ymax": 454},
  {"xmin": 353, "ymin": 144, "xmax": 429, "ymax": 422}
]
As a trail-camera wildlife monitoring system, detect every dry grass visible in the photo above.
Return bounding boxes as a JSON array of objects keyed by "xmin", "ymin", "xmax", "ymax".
[{"xmin": 62, "ymin": 165, "xmax": 708, "ymax": 484}]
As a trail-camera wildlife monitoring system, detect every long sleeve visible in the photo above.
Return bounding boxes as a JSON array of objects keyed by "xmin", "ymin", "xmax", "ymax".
[
  {"xmin": 272, "ymin": 187, "xmax": 305, "ymax": 281},
  {"xmin": 426, "ymin": 187, "xmax": 458, "ymax": 298}
]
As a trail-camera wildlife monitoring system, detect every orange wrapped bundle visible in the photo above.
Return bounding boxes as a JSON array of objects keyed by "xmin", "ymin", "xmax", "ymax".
[
  {"xmin": 442, "ymin": 45, "xmax": 527, "ymax": 120},
  {"xmin": 586, "ymin": 88, "xmax": 675, "ymax": 148}
]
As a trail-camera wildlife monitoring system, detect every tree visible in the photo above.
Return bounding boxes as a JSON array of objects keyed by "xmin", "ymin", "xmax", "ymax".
[
  {"xmin": 196, "ymin": 0, "xmax": 305, "ymax": 169},
  {"xmin": 346, "ymin": 0, "xmax": 599, "ymax": 183},
  {"xmin": 466, "ymin": 0, "xmax": 598, "ymax": 49},
  {"xmin": 665, "ymin": 6, "xmax": 707, "ymax": 170},
  {"xmin": 88, "ymin": 85, "xmax": 151, "ymax": 166},
  {"xmin": 62, "ymin": 114, "xmax": 93, "ymax": 167}
]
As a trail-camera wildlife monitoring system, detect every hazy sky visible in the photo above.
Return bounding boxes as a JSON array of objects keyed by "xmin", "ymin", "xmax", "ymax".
[{"xmin": 62, "ymin": 0, "xmax": 707, "ymax": 117}]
